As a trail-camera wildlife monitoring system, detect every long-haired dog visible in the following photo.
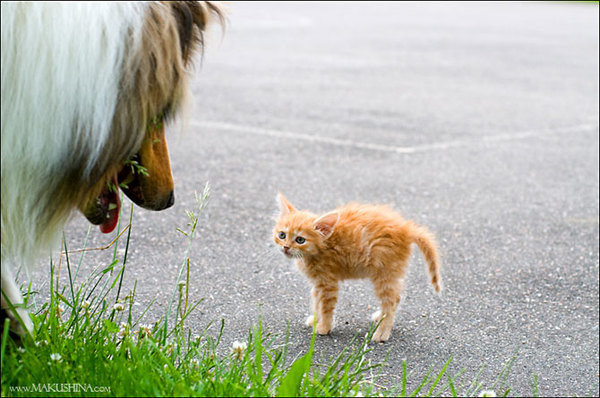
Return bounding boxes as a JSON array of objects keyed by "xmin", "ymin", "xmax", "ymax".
[{"xmin": 1, "ymin": 2, "xmax": 225, "ymax": 336}]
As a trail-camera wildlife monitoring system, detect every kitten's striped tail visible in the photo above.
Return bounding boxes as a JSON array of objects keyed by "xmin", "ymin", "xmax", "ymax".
[{"xmin": 407, "ymin": 221, "xmax": 443, "ymax": 293}]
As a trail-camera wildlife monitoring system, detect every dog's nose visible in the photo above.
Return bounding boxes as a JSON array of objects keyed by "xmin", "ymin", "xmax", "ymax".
[{"xmin": 165, "ymin": 190, "xmax": 175, "ymax": 208}]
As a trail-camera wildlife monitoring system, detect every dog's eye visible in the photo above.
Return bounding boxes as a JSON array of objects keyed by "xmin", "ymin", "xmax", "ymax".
[
  {"xmin": 278, "ymin": 231, "xmax": 286, "ymax": 239},
  {"xmin": 295, "ymin": 236, "xmax": 306, "ymax": 244}
]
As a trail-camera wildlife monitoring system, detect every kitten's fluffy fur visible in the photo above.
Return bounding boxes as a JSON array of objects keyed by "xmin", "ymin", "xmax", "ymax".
[{"xmin": 273, "ymin": 193, "xmax": 442, "ymax": 342}]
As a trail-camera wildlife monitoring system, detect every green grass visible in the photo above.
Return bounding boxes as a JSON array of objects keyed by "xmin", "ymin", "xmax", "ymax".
[{"xmin": 1, "ymin": 182, "xmax": 541, "ymax": 397}]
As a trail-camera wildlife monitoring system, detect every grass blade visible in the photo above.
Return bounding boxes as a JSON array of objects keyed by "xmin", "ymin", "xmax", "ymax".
[
  {"xmin": 427, "ymin": 357, "xmax": 452, "ymax": 396},
  {"xmin": 277, "ymin": 329, "xmax": 315, "ymax": 397}
]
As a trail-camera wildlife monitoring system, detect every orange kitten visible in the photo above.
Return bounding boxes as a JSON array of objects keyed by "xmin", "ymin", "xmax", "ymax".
[{"xmin": 273, "ymin": 192, "xmax": 442, "ymax": 342}]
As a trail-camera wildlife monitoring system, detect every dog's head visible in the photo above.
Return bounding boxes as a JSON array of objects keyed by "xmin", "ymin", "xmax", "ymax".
[{"xmin": 79, "ymin": 2, "xmax": 225, "ymax": 233}]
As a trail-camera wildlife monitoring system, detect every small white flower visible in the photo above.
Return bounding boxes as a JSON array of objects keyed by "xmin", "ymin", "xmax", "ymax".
[
  {"xmin": 190, "ymin": 358, "xmax": 200, "ymax": 368},
  {"xmin": 178, "ymin": 280, "xmax": 186, "ymax": 287},
  {"xmin": 231, "ymin": 340, "xmax": 247, "ymax": 360},
  {"xmin": 479, "ymin": 390, "xmax": 497, "ymax": 397},
  {"xmin": 113, "ymin": 303, "xmax": 124, "ymax": 311},
  {"xmin": 50, "ymin": 353, "xmax": 62, "ymax": 362},
  {"xmin": 81, "ymin": 300, "xmax": 91, "ymax": 309},
  {"xmin": 117, "ymin": 326, "xmax": 128, "ymax": 340},
  {"xmin": 139, "ymin": 324, "xmax": 152, "ymax": 339},
  {"xmin": 17, "ymin": 347, "xmax": 26, "ymax": 353}
]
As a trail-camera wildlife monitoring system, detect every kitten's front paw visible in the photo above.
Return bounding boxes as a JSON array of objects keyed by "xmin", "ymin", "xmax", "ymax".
[
  {"xmin": 316, "ymin": 322, "xmax": 332, "ymax": 335},
  {"xmin": 305, "ymin": 315, "xmax": 315, "ymax": 327},
  {"xmin": 371, "ymin": 325, "xmax": 392, "ymax": 342}
]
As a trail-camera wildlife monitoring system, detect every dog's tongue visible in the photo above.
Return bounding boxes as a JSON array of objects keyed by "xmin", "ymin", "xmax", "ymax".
[{"xmin": 99, "ymin": 176, "xmax": 121, "ymax": 234}]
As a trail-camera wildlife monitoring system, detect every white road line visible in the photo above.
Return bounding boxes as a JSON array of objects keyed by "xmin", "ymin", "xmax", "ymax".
[{"xmin": 190, "ymin": 120, "xmax": 599, "ymax": 155}]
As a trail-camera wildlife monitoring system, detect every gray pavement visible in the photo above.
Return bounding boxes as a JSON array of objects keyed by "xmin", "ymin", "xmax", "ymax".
[{"xmin": 31, "ymin": 2, "xmax": 598, "ymax": 396}]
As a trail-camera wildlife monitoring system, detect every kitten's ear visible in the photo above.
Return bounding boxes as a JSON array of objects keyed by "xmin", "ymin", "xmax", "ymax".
[
  {"xmin": 314, "ymin": 212, "xmax": 339, "ymax": 238},
  {"xmin": 277, "ymin": 192, "xmax": 296, "ymax": 216}
]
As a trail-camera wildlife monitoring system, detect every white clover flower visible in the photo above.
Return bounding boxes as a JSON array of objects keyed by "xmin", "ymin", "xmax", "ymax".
[
  {"xmin": 479, "ymin": 390, "xmax": 497, "ymax": 397},
  {"xmin": 231, "ymin": 340, "xmax": 247, "ymax": 360},
  {"xmin": 116, "ymin": 326, "xmax": 128, "ymax": 340},
  {"xmin": 139, "ymin": 324, "xmax": 152, "ymax": 339},
  {"xmin": 113, "ymin": 303, "xmax": 125, "ymax": 311},
  {"xmin": 50, "ymin": 353, "xmax": 62, "ymax": 362}
]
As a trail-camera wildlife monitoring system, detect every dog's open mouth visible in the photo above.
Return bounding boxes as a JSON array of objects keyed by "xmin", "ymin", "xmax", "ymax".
[
  {"xmin": 80, "ymin": 118, "xmax": 175, "ymax": 233},
  {"xmin": 98, "ymin": 175, "xmax": 122, "ymax": 233},
  {"xmin": 83, "ymin": 174, "xmax": 122, "ymax": 234}
]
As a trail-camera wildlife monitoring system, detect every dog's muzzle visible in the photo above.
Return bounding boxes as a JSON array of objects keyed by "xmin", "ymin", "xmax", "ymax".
[{"xmin": 81, "ymin": 119, "xmax": 175, "ymax": 233}]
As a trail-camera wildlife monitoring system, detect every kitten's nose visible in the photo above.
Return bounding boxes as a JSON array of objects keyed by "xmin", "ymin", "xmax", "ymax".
[{"xmin": 283, "ymin": 246, "xmax": 290, "ymax": 255}]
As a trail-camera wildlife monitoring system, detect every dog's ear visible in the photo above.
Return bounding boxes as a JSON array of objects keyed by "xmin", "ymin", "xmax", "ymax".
[{"xmin": 168, "ymin": 1, "xmax": 226, "ymax": 64}]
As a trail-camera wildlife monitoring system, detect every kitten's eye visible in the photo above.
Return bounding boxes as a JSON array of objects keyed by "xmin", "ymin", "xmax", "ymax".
[
  {"xmin": 295, "ymin": 236, "xmax": 306, "ymax": 244},
  {"xmin": 278, "ymin": 231, "xmax": 286, "ymax": 240}
]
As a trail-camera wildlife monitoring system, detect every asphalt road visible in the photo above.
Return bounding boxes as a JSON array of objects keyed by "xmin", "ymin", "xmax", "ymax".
[{"xmin": 31, "ymin": 2, "xmax": 598, "ymax": 396}]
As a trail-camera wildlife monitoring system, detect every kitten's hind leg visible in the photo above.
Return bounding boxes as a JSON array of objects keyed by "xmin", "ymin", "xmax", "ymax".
[{"xmin": 371, "ymin": 277, "xmax": 404, "ymax": 342}]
